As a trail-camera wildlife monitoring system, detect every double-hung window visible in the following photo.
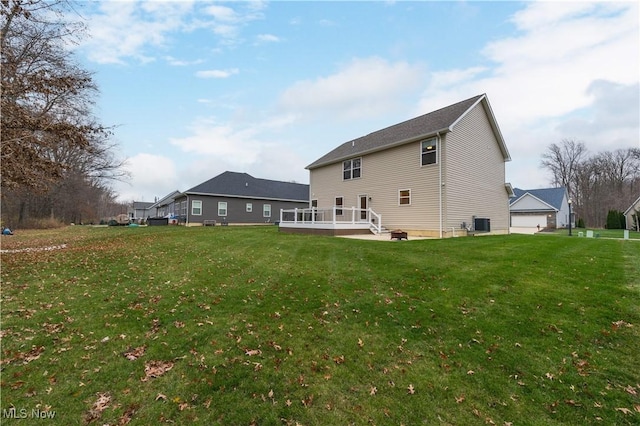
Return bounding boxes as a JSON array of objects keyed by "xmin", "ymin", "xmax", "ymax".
[
  {"xmin": 263, "ymin": 204, "xmax": 271, "ymax": 218},
  {"xmin": 246, "ymin": 203, "xmax": 253, "ymax": 213},
  {"xmin": 191, "ymin": 200, "xmax": 202, "ymax": 215},
  {"xmin": 343, "ymin": 158, "xmax": 361, "ymax": 180},
  {"xmin": 335, "ymin": 197, "xmax": 343, "ymax": 216},
  {"xmin": 421, "ymin": 137, "xmax": 437, "ymax": 165},
  {"xmin": 399, "ymin": 189, "xmax": 411, "ymax": 205},
  {"xmin": 218, "ymin": 201, "xmax": 227, "ymax": 216}
]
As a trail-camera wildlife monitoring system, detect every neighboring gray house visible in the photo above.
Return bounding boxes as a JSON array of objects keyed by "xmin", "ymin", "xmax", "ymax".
[
  {"xmin": 128, "ymin": 201, "xmax": 154, "ymax": 223},
  {"xmin": 175, "ymin": 171, "xmax": 309, "ymax": 226},
  {"xmin": 148, "ymin": 190, "xmax": 183, "ymax": 220},
  {"xmin": 509, "ymin": 187, "xmax": 573, "ymax": 230},
  {"xmin": 281, "ymin": 94, "xmax": 512, "ymax": 238},
  {"xmin": 624, "ymin": 195, "xmax": 640, "ymax": 231}
]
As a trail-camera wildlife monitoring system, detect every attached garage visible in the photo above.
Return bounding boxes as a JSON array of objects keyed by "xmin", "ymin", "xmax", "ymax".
[
  {"xmin": 511, "ymin": 214, "xmax": 547, "ymax": 228},
  {"xmin": 510, "ymin": 187, "xmax": 569, "ymax": 230}
]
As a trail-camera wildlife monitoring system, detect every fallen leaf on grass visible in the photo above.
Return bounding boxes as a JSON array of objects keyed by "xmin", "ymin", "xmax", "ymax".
[
  {"xmin": 123, "ymin": 345, "xmax": 146, "ymax": 361},
  {"xmin": 84, "ymin": 392, "xmax": 111, "ymax": 423},
  {"xmin": 21, "ymin": 346, "xmax": 45, "ymax": 364},
  {"xmin": 611, "ymin": 320, "xmax": 633, "ymax": 330},
  {"xmin": 624, "ymin": 385, "xmax": 637, "ymax": 396},
  {"xmin": 615, "ymin": 407, "xmax": 632, "ymax": 415},
  {"xmin": 119, "ymin": 404, "xmax": 139, "ymax": 425},
  {"xmin": 407, "ymin": 384, "xmax": 415, "ymax": 394},
  {"xmin": 141, "ymin": 360, "xmax": 174, "ymax": 382}
]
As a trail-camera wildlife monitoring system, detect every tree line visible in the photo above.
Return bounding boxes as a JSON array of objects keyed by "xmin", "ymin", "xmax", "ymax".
[
  {"xmin": 1, "ymin": 0, "xmax": 127, "ymax": 227},
  {"xmin": 541, "ymin": 139, "xmax": 640, "ymax": 228}
]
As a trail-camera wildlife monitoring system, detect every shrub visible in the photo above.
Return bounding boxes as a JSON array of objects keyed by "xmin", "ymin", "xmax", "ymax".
[{"xmin": 606, "ymin": 210, "xmax": 625, "ymax": 229}]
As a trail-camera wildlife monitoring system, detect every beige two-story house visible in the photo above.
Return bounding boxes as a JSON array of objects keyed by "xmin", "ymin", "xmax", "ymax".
[{"xmin": 281, "ymin": 94, "xmax": 512, "ymax": 238}]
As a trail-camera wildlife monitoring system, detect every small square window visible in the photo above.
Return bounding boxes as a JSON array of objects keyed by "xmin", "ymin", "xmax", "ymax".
[{"xmin": 399, "ymin": 189, "xmax": 411, "ymax": 205}]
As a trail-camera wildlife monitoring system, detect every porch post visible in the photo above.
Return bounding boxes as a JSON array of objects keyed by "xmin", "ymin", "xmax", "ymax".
[{"xmin": 294, "ymin": 208, "xmax": 298, "ymax": 224}]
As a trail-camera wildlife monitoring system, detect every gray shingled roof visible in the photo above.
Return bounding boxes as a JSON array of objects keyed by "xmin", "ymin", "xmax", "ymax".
[
  {"xmin": 510, "ymin": 187, "xmax": 567, "ymax": 210},
  {"xmin": 306, "ymin": 94, "xmax": 508, "ymax": 169},
  {"xmin": 185, "ymin": 171, "xmax": 309, "ymax": 202}
]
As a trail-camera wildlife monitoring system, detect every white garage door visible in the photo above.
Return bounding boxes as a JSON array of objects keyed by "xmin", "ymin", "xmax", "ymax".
[{"xmin": 512, "ymin": 214, "xmax": 547, "ymax": 228}]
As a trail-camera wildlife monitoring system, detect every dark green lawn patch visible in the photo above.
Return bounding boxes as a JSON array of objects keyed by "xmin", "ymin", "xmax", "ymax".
[{"xmin": 1, "ymin": 226, "xmax": 638, "ymax": 425}]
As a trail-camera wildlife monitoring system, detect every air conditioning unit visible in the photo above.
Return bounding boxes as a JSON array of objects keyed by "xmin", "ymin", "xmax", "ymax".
[{"xmin": 474, "ymin": 217, "xmax": 491, "ymax": 232}]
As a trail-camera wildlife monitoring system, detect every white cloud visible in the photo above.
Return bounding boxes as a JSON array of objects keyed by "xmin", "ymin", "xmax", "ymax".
[
  {"xmin": 78, "ymin": 1, "xmax": 265, "ymax": 64},
  {"xmin": 114, "ymin": 153, "xmax": 179, "ymax": 202},
  {"xmin": 415, "ymin": 1, "xmax": 639, "ymax": 188},
  {"xmin": 169, "ymin": 117, "xmax": 262, "ymax": 164},
  {"xmin": 203, "ymin": 4, "xmax": 238, "ymax": 22},
  {"xmin": 256, "ymin": 33, "xmax": 280, "ymax": 43},
  {"xmin": 196, "ymin": 68, "xmax": 239, "ymax": 78},
  {"xmin": 164, "ymin": 56, "xmax": 204, "ymax": 66},
  {"xmin": 279, "ymin": 57, "xmax": 425, "ymax": 121}
]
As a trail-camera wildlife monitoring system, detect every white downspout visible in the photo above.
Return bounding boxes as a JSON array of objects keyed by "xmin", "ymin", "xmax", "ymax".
[{"xmin": 438, "ymin": 132, "xmax": 443, "ymax": 239}]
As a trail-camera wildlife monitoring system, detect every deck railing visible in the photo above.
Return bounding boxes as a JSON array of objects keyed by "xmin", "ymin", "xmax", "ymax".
[{"xmin": 279, "ymin": 207, "xmax": 382, "ymax": 234}]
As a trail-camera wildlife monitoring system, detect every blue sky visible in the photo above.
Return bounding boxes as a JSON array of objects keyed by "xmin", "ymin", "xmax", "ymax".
[{"xmin": 72, "ymin": 1, "xmax": 639, "ymax": 202}]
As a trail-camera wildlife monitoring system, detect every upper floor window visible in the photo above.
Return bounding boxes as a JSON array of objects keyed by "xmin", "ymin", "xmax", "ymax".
[
  {"xmin": 343, "ymin": 158, "xmax": 361, "ymax": 180},
  {"xmin": 191, "ymin": 200, "xmax": 202, "ymax": 215},
  {"xmin": 263, "ymin": 204, "xmax": 271, "ymax": 218},
  {"xmin": 421, "ymin": 138, "xmax": 437, "ymax": 165},
  {"xmin": 246, "ymin": 203, "xmax": 253, "ymax": 213}
]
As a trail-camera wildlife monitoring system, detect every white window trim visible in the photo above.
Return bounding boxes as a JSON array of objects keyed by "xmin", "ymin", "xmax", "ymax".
[
  {"xmin": 191, "ymin": 200, "xmax": 202, "ymax": 215},
  {"xmin": 218, "ymin": 201, "xmax": 227, "ymax": 217},
  {"xmin": 420, "ymin": 137, "xmax": 438, "ymax": 166},
  {"xmin": 335, "ymin": 196, "xmax": 344, "ymax": 216},
  {"xmin": 399, "ymin": 189, "xmax": 411, "ymax": 206},
  {"xmin": 342, "ymin": 157, "xmax": 362, "ymax": 180},
  {"xmin": 263, "ymin": 204, "xmax": 271, "ymax": 218},
  {"xmin": 246, "ymin": 202, "xmax": 253, "ymax": 213}
]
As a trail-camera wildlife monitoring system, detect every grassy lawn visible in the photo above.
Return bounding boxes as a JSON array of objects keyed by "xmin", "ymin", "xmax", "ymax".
[
  {"xmin": 550, "ymin": 228, "xmax": 640, "ymax": 240},
  {"xmin": 1, "ymin": 226, "xmax": 638, "ymax": 425}
]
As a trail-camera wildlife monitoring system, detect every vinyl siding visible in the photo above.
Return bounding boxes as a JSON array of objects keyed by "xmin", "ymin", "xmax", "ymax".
[
  {"xmin": 310, "ymin": 140, "xmax": 441, "ymax": 231},
  {"xmin": 443, "ymin": 103, "xmax": 509, "ymax": 232},
  {"xmin": 176, "ymin": 195, "xmax": 306, "ymax": 225},
  {"xmin": 310, "ymin": 101, "xmax": 510, "ymax": 235}
]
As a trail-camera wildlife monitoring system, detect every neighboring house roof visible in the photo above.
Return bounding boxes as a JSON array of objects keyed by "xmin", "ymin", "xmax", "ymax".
[
  {"xmin": 306, "ymin": 94, "xmax": 510, "ymax": 170},
  {"xmin": 149, "ymin": 190, "xmax": 182, "ymax": 209},
  {"xmin": 510, "ymin": 187, "xmax": 566, "ymax": 211},
  {"xmin": 132, "ymin": 201, "xmax": 154, "ymax": 210},
  {"xmin": 623, "ymin": 195, "xmax": 640, "ymax": 215},
  {"xmin": 184, "ymin": 171, "xmax": 309, "ymax": 202}
]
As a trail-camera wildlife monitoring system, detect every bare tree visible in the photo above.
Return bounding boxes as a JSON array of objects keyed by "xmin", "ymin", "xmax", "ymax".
[
  {"xmin": 1, "ymin": 0, "xmax": 114, "ymax": 192},
  {"xmin": 1, "ymin": 0, "xmax": 129, "ymax": 227},
  {"xmin": 543, "ymin": 142, "xmax": 640, "ymax": 228},
  {"xmin": 540, "ymin": 139, "xmax": 588, "ymax": 200}
]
